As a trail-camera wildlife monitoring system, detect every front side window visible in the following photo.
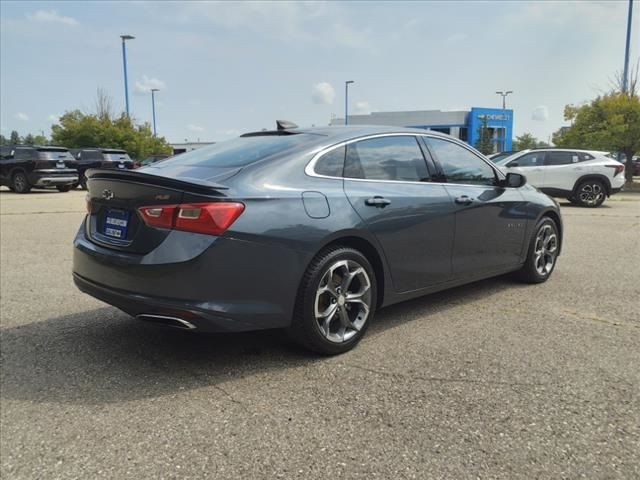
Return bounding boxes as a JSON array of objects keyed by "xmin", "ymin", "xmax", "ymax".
[
  {"xmin": 314, "ymin": 146, "xmax": 345, "ymax": 177},
  {"xmin": 426, "ymin": 137, "xmax": 496, "ymax": 186},
  {"xmin": 344, "ymin": 136, "xmax": 429, "ymax": 182},
  {"xmin": 545, "ymin": 152, "xmax": 574, "ymax": 166},
  {"xmin": 508, "ymin": 152, "xmax": 545, "ymax": 167}
]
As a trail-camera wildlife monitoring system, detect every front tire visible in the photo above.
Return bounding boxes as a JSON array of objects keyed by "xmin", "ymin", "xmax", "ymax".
[
  {"xmin": 56, "ymin": 185, "xmax": 72, "ymax": 192},
  {"xmin": 517, "ymin": 217, "xmax": 559, "ymax": 284},
  {"xmin": 12, "ymin": 172, "xmax": 31, "ymax": 194},
  {"xmin": 288, "ymin": 246, "xmax": 377, "ymax": 355},
  {"xmin": 575, "ymin": 180, "xmax": 606, "ymax": 207}
]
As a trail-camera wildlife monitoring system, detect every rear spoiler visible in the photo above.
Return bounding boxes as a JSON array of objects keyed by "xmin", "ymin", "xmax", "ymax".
[{"xmin": 86, "ymin": 168, "xmax": 229, "ymax": 194}]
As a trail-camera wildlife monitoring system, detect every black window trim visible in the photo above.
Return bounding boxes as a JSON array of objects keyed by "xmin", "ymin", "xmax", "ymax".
[{"xmin": 306, "ymin": 132, "xmax": 498, "ymax": 187}]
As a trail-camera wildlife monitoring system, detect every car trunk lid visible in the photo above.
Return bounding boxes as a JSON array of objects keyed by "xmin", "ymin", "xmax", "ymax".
[{"xmin": 86, "ymin": 169, "xmax": 230, "ymax": 254}]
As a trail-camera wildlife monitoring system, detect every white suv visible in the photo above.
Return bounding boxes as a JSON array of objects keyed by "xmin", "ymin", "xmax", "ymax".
[{"xmin": 495, "ymin": 149, "xmax": 625, "ymax": 207}]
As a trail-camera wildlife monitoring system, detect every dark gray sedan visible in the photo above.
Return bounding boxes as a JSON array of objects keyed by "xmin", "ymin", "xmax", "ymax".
[{"xmin": 73, "ymin": 124, "xmax": 562, "ymax": 354}]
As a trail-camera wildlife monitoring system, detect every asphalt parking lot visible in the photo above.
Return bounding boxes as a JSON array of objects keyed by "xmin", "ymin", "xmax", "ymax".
[{"xmin": 1, "ymin": 188, "xmax": 639, "ymax": 479}]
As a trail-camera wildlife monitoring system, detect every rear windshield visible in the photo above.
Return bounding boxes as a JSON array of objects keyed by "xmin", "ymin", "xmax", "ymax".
[
  {"xmin": 37, "ymin": 150, "xmax": 74, "ymax": 160},
  {"xmin": 160, "ymin": 134, "xmax": 316, "ymax": 168},
  {"xmin": 103, "ymin": 152, "xmax": 131, "ymax": 162}
]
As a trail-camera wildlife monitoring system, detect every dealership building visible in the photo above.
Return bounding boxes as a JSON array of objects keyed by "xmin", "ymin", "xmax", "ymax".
[{"xmin": 330, "ymin": 107, "xmax": 513, "ymax": 152}]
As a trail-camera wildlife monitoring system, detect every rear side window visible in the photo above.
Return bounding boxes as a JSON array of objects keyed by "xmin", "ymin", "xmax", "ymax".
[
  {"xmin": 577, "ymin": 152, "xmax": 595, "ymax": 161},
  {"xmin": 315, "ymin": 146, "xmax": 345, "ymax": 177},
  {"xmin": 160, "ymin": 134, "xmax": 317, "ymax": 168},
  {"xmin": 344, "ymin": 136, "xmax": 429, "ymax": 182},
  {"xmin": 508, "ymin": 152, "xmax": 544, "ymax": 167},
  {"xmin": 14, "ymin": 148, "xmax": 33, "ymax": 160},
  {"xmin": 103, "ymin": 151, "xmax": 132, "ymax": 162},
  {"xmin": 545, "ymin": 152, "xmax": 575, "ymax": 166},
  {"xmin": 426, "ymin": 137, "xmax": 496, "ymax": 186}
]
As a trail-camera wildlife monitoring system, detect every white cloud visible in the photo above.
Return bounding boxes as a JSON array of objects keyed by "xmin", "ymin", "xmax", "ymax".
[
  {"xmin": 27, "ymin": 10, "xmax": 79, "ymax": 26},
  {"xmin": 15, "ymin": 112, "xmax": 29, "ymax": 121},
  {"xmin": 312, "ymin": 82, "xmax": 335, "ymax": 105},
  {"xmin": 354, "ymin": 101, "xmax": 371, "ymax": 115},
  {"xmin": 532, "ymin": 106, "xmax": 549, "ymax": 121},
  {"xmin": 134, "ymin": 75, "xmax": 166, "ymax": 95},
  {"xmin": 48, "ymin": 114, "xmax": 60, "ymax": 123},
  {"xmin": 445, "ymin": 33, "xmax": 468, "ymax": 44},
  {"xmin": 187, "ymin": 124, "xmax": 205, "ymax": 132}
]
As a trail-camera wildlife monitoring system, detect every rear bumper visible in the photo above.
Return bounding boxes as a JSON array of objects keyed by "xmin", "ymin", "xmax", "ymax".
[
  {"xmin": 72, "ymin": 223, "xmax": 307, "ymax": 332},
  {"xmin": 29, "ymin": 171, "xmax": 78, "ymax": 186}
]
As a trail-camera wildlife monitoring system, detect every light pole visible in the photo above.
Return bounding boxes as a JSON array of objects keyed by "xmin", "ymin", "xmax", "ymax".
[
  {"xmin": 120, "ymin": 34, "xmax": 135, "ymax": 117},
  {"xmin": 150, "ymin": 88, "xmax": 159, "ymax": 136},
  {"xmin": 622, "ymin": 0, "xmax": 634, "ymax": 94},
  {"xmin": 345, "ymin": 80, "xmax": 355, "ymax": 125},
  {"xmin": 495, "ymin": 90, "xmax": 513, "ymax": 152}
]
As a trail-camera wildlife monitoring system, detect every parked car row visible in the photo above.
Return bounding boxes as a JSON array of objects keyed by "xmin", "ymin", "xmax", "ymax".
[{"xmin": 0, "ymin": 145, "xmax": 166, "ymax": 193}]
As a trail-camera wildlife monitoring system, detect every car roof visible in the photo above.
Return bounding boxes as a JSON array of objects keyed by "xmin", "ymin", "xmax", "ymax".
[
  {"xmin": 528, "ymin": 147, "xmax": 608, "ymax": 155},
  {"xmin": 255, "ymin": 125, "xmax": 459, "ymax": 145}
]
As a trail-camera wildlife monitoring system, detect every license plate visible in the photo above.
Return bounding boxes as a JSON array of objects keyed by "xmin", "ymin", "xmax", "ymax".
[
  {"xmin": 118, "ymin": 163, "xmax": 125, "ymax": 169},
  {"xmin": 56, "ymin": 162, "xmax": 65, "ymax": 169},
  {"xmin": 103, "ymin": 209, "xmax": 129, "ymax": 239}
]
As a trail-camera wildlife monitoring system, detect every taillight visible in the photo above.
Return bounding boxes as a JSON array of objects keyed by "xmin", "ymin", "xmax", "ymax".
[
  {"xmin": 138, "ymin": 202, "xmax": 245, "ymax": 235},
  {"xmin": 605, "ymin": 164, "xmax": 625, "ymax": 176},
  {"xmin": 86, "ymin": 195, "xmax": 92, "ymax": 214}
]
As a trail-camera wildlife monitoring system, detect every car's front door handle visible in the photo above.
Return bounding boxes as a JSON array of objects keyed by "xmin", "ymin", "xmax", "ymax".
[
  {"xmin": 454, "ymin": 195, "xmax": 474, "ymax": 206},
  {"xmin": 365, "ymin": 196, "xmax": 391, "ymax": 208}
]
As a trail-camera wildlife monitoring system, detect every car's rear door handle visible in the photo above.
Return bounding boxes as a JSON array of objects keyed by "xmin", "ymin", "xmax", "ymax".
[
  {"xmin": 454, "ymin": 195, "xmax": 474, "ymax": 205},
  {"xmin": 365, "ymin": 196, "xmax": 391, "ymax": 208}
]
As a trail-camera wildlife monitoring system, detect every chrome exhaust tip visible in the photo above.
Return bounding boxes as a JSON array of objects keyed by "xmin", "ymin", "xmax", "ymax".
[{"xmin": 136, "ymin": 314, "xmax": 197, "ymax": 330}]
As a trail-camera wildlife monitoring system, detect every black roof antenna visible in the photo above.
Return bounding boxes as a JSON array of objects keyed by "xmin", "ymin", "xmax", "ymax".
[{"xmin": 276, "ymin": 120, "xmax": 298, "ymax": 131}]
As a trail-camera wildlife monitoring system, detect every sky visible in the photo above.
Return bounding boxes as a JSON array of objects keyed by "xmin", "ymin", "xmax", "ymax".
[{"xmin": 1, "ymin": 1, "xmax": 638, "ymax": 144}]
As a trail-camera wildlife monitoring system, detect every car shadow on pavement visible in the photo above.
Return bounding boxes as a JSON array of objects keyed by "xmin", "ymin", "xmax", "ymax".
[{"xmin": 0, "ymin": 276, "xmax": 518, "ymax": 406}]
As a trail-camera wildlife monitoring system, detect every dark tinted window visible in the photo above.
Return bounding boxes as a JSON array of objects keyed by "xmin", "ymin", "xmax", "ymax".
[
  {"xmin": 508, "ymin": 151, "xmax": 544, "ymax": 167},
  {"xmin": 344, "ymin": 136, "xmax": 428, "ymax": 182},
  {"xmin": 79, "ymin": 150, "xmax": 103, "ymax": 160},
  {"xmin": 0, "ymin": 146, "xmax": 13, "ymax": 159},
  {"xmin": 577, "ymin": 152, "xmax": 595, "ymax": 161},
  {"xmin": 315, "ymin": 146, "xmax": 345, "ymax": 177},
  {"xmin": 37, "ymin": 149, "xmax": 74, "ymax": 161},
  {"xmin": 160, "ymin": 134, "xmax": 316, "ymax": 168},
  {"xmin": 103, "ymin": 152, "xmax": 132, "ymax": 162},
  {"xmin": 427, "ymin": 137, "xmax": 496, "ymax": 186},
  {"xmin": 14, "ymin": 148, "xmax": 33, "ymax": 160},
  {"xmin": 545, "ymin": 152, "xmax": 575, "ymax": 166}
]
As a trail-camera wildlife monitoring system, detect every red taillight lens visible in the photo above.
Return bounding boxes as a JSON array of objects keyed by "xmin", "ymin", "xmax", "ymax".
[
  {"xmin": 138, "ymin": 202, "xmax": 244, "ymax": 235},
  {"xmin": 605, "ymin": 164, "xmax": 625, "ymax": 176}
]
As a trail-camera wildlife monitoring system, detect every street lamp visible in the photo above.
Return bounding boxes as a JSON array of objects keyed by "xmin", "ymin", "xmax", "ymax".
[
  {"xmin": 345, "ymin": 80, "xmax": 355, "ymax": 125},
  {"xmin": 120, "ymin": 34, "xmax": 135, "ymax": 117},
  {"xmin": 150, "ymin": 88, "xmax": 159, "ymax": 136},
  {"xmin": 622, "ymin": 0, "xmax": 634, "ymax": 94},
  {"xmin": 495, "ymin": 90, "xmax": 513, "ymax": 152}
]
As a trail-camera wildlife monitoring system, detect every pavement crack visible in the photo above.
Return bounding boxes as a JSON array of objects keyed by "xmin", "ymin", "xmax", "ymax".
[{"xmin": 342, "ymin": 363, "xmax": 547, "ymax": 389}]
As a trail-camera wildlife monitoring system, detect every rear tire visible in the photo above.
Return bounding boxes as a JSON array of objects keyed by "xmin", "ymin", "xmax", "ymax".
[
  {"xmin": 288, "ymin": 246, "xmax": 377, "ymax": 355},
  {"xmin": 79, "ymin": 174, "xmax": 88, "ymax": 190},
  {"xmin": 56, "ymin": 185, "xmax": 72, "ymax": 192},
  {"xmin": 575, "ymin": 180, "xmax": 606, "ymax": 207},
  {"xmin": 12, "ymin": 172, "xmax": 31, "ymax": 194},
  {"xmin": 516, "ymin": 217, "xmax": 559, "ymax": 284}
]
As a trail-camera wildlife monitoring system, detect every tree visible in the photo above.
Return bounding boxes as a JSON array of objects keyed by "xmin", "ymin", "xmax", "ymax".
[
  {"xmin": 0, "ymin": 135, "xmax": 7, "ymax": 146},
  {"xmin": 23, "ymin": 133, "xmax": 35, "ymax": 145},
  {"xmin": 475, "ymin": 116, "xmax": 494, "ymax": 155},
  {"xmin": 513, "ymin": 132, "xmax": 549, "ymax": 150},
  {"xmin": 553, "ymin": 93, "xmax": 640, "ymax": 183},
  {"xmin": 9, "ymin": 130, "xmax": 20, "ymax": 144},
  {"xmin": 51, "ymin": 89, "xmax": 172, "ymax": 159}
]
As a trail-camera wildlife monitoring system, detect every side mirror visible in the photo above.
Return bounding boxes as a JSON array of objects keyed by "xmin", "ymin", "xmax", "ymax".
[{"xmin": 505, "ymin": 172, "xmax": 526, "ymax": 188}]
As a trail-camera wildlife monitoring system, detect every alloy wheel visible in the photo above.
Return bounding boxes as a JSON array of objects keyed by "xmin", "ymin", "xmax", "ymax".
[
  {"xmin": 534, "ymin": 224, "xmax": 558, "ymax": 276},
  {"xmin": 13, "ymin": 174, "xmax": 27, "ymax": 192},
  {"xmin": 578, "ymin": 182, "xmax": 604, "ymax": 207},
  {"xmin": 314, "ymin": 259, "xmax": 372, "ymax": 343}
]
